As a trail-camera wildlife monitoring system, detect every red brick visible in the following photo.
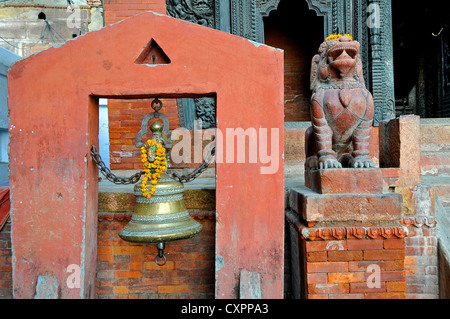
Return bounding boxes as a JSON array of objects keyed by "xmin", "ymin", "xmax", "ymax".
[
  {"xmin": 328, "ymin": 293, "xmax": 364, "ymax": 299},
  {"xmin": 306, "ymin": 240, "xmax": 347, "ymax": 252},
  {"xmin": 384, "ymin": 260, "xmax": 405, "ymax": 271},
  {"xmin": 114, "ymin": 271, "xmax": 142, "ymax": 278},
  {"xmin": 328, "ymin": 250, "xmax": 363, "ymax": 262},
  {"xmin": 308, "ymin": 283, "xmax": 349, "ymax": 294},
  {"xmin": 350, "ymin": 281, "xmax": 386, "ymax": 293},
  {"xmin": 380, "ymin": 271, "xmax": 406, "ymax": 282},
  {"xmin": 158, "ymin": 285, "xmax": 191, "ymax": 294},
  {"xmin": 422, "ymin": 228, "xmax": 436, "ymax": 237},
  {"xmin": 110, "ymin": 138, "xmax": 134, "ymax": 145},
  {"xmin": 109, "ymin": 127, "xmax": 134, "ymax": 133},
  {"xmin": 383, "ymin": 239, "xmax": 405, "ymax": 250},
  {"xmin": 144, "ymin": 261, "xmax": 175, "ymax": 270},
  {"xmin": 307, "ymin": 273, "xmax": 328, "ymax": 284},
  {"xmin": 0, "ymin": 281, "xmax": 12, "ymax": 288},
  {"xmin": 308, "ymin": 294, "xmax": 328, "ymax": 299},
  {"xmin": 328, "ymin": 272, "xmax": 365, "ymax": 284},
  {"xmin": 129, "ymin": 262, "xmax": 143, "ymax": 271},
  {"xmin": 114, "ymin": 246, "xmax": 144, "ymax": 255},
  {"xmin": 349, "ymin": 261, "xmax": 384, "ymax": 272},
  {"xmin": 113, "ymin": 286, "xmax": 129, "ymax": 295},
  {"xmin": 307, "ymin": 262, "xmax": 348, "ymax": 273},
  {"xmin": 348, "ymin": 259, "xmax": 404, "ymax": 272},
  {"xmin": 386, "ymin": 281, "xmax": 406, "ymax": 292},
  {"xmin": 363, "ymin": 249, "xmax": 405, "ymax": 261},
  {"xmin": 306, "ymin": 251, "xmax": 328, "ymax": 262},
  {"xmin": 97, "ymin": 247, "xmax": 113, "ymax": 255},
  {"xmin": 347, "ymin": 239, "xmax": 384, "ymax": 251},
  {"xmin": 364, "ymin": 292, "xmax": 406, "ymax": 299}
]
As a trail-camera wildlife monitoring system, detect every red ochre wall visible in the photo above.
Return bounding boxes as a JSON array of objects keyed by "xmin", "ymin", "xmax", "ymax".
[
  {"xmin": 8, "ymin": 9, "xmax": 284, "ymax": 299},
  {"xmin": 103, "ymin": 19, "xmax": 213, "ymax": 302}
]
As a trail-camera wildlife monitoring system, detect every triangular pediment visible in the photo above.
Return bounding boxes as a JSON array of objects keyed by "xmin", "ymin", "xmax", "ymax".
[{"xmin": 135, "ymin": 38, "xmax": 171, "ymax": 65}]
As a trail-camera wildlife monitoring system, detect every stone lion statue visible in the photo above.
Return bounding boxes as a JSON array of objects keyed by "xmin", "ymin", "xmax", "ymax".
[{"xmin": 305, "ymin": 34, "xmax": 375, "ymax": 170}]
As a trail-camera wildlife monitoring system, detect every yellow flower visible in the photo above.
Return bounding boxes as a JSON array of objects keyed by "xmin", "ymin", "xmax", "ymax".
[
  {"xmin": 325, "ymin": 33, "xmax": 353, "ymax": 41},
  {"xmin": 140, "ymin": 137, "xmax": 168, "ymax": 199}
]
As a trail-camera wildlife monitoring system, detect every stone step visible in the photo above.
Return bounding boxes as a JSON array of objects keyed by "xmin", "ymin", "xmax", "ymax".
[
  {"xmin": 420, "ymin": 119, "xmax": 450, "ymax": 177},
  {"xmin": 421, "ymin": 175, "xmax": 450, "ymax": 207},
  {"xmin": 421, "ymin": 151, "xmax": 450, "ymax": 177},
  {"xmin": 440, "ymin": 196, "xmax": 450, "ymax": 208},
  {"xmin": 420, "ymin": 118, "xmax": 450, "ymax": 152}
]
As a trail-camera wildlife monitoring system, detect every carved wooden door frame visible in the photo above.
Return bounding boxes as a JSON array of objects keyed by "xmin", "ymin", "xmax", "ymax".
[{"xmin": 166, "ymin": 0, "xmax": 396, "ymax": 125}]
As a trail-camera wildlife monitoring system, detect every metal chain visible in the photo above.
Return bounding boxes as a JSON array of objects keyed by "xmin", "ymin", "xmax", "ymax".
[
  {"xmin": 90, "ymin": 142, "xmax": 215, "ymax": 184},
  {"xmin": 90, "ymin": 145, "xmax": 144, "ymax": 184},
  {"xmin": 170, "ymin": 140, "xmax": 216, "ymax": 183}
]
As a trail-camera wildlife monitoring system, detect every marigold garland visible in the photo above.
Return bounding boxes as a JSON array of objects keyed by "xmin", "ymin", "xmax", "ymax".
[
  {"xmin": 140, "ymin": 138, "xmax": 167, "ymax": 199},
  {"xmin": 325, "ymin": 33, "xmax": 353, "ymax": 41}
]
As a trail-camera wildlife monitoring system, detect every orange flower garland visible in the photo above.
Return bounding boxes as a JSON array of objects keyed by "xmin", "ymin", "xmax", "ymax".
[
  {"xmin": 140, "ymin": 138, "xmax": 167, "ymax": 199},
  {"xmin": 325, "ymin": 33, "xmax": 353, "ymax": 41}
]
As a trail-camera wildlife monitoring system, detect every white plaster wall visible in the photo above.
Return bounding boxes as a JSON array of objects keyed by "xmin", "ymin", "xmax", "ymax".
[{"xmin": 0, "ymin": 46, "xmax": 20, "ymax": 186}]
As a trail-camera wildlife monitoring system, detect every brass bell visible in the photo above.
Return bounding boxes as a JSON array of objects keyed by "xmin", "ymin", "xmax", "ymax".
[{"xmin": 119, "ymin": 120, "xmax": 202, "ymax": 265}]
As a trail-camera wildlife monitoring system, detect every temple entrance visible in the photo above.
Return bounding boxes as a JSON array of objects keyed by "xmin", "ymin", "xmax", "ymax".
[{"xmin": 263, "ymin": 0, "xmax": 324, "ymax": 122}]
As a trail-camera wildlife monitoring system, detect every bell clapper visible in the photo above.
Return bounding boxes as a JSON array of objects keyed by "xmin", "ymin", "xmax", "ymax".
[{"xmin": 155, "ymin": 242, "xmax": 167, "ymax": 266}]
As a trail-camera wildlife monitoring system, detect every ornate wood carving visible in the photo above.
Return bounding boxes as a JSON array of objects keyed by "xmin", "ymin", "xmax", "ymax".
[
  {"xmin": 169, "ymin": 0, "xmax": 396, "ymax": 125},
  {"xmin": 229, "ymin": 0, "xmax": 281, "ymax": 42},
  {"xmin": 305, "ymin": 0, "xmax": 334, "ymax": 35},
  {"xmin": 166, "ymin": 0, "xmax": 215, "ymax": 27},
  {"xmin": 367, "ymin": 0, "xmax": 395, "ymax": 125}
]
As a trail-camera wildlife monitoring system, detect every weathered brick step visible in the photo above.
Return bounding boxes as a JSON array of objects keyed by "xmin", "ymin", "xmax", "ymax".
[
  {"xmin": 420, "ymin": 119, "xmax": 450, "ymax": 152},
  {"xmin": 421, "ymin": 151, "xmax": 450, "ymax": 177},
  {"xmin": 421, "ymin": 175, "xmax": 450, "ymax": 207},
  {"xmin": 420, "ymin": 119, "xmax": 450, "ymax": 177}
]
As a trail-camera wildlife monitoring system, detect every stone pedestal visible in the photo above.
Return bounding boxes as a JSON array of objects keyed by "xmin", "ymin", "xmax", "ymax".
[{"xmin": 288, "ymin": 168, "xmax": 407, "ymax": 299}]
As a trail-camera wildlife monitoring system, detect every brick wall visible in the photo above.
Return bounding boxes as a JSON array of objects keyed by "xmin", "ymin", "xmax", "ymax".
[
  {"xmin": 0, "ymin": 220, "xmax": 12, "ymax": 299},
  {"xmin": 403, "ymin": 223, "xmax": 438, "ymax": 298},
  {"xmin": 108, "ymin": 98, "xmax": 180, "ymax": 170},
  {"xmin": 96, "ymin": 188, "xmax": 216, "ymax": 299},
  {"xmin": 289, "ymin": 226, "xmax": 407, "ymax": 299},
  {"xmin": 103, "ymin": 0, "xmax": 166, "ymax": 25},
  {"xmin": 96, "ymin": 211, "xmax": 215, "ymax": 299},
  {"xmin": 400, "ymin": 186, "xmax": 439, "ymax": 299}
]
